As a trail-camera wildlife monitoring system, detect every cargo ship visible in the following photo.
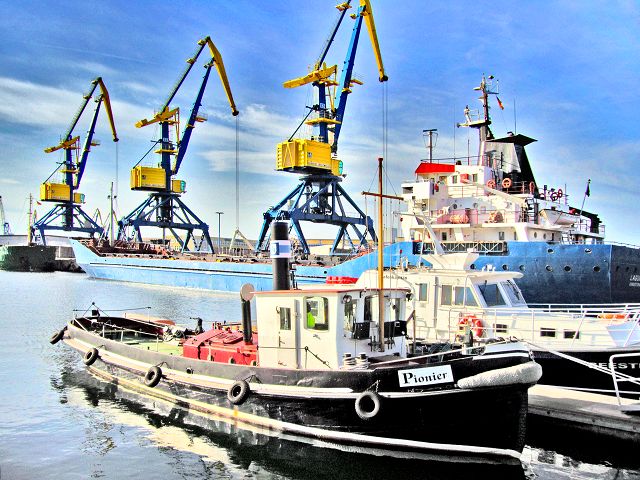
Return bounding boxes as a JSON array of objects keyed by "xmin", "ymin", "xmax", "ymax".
[{"xmin": 71, "ymin": 76, "xmax": 640, "ymax": 304}]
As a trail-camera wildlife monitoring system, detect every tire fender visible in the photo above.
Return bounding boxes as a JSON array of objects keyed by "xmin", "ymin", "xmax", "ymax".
[
  {"xmin": 144, "ymin": 366, "xmax": 163, "ymax": 388},
  {"xmin": 83, "ymin": 348, "xmax": 99, "ymax": 366},
  {"xmin": 50, "ymin": 327, "xmax": 66, "ymax": 345},
  {"xmin": 355, "ymin": 391, "xmax": 382, "ymax": 420},
  {"xmin": 227, "ymin": 380, "xmax": 250, "ymax": 405}
]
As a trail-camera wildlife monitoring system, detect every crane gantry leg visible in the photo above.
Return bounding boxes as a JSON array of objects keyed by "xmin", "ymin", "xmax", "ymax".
[
  {"xmin": 255, "ymin": 174, "xmax": 376, "ymax": 255},
  {"xmin": 32, "ymin": 204, "xmax": 103, "ymax": 246},
  {"xmin": 117, "ymin": 193, "xmax": 214, "ymax": 253}
]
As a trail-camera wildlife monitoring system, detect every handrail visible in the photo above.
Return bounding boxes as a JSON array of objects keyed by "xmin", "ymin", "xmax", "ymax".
[{"xmin": 608, "ymin": 352, "xmax": 640, "ymax": 405}]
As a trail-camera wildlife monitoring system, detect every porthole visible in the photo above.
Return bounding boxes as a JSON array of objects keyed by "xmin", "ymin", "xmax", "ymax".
[
  {"xmin": 452, "ymin": 204, "xmax": 458, "ymax": 209},
  {"xmin": 584, "ymin": 248, "xmax": 592, "ymax": 254},
  {"xmin": 546, "ymin": 265, "xmax": 553, "ymax": 272},
  {"xmin": 534, "ymin": 232, "xmax": 538, "ymax": 239},
  {"xmin": 502, "ymin": 264, "xmax": 509, "ymax": 271},
  {"xmin": 543, "ymin": 233, "xmax": 547, "ymax": 239},
  {"xmin": 547, "ymin": 248, "xmax": 554, "ymax": 254},
  {"xmin": 519, "ymin": 265, "xmax": 526, "ymax": 272},
  {"xmin": 564, "ymin": 266, "xmax": 572, "ymax": 272},
  {"xmin": 470, "ymin": 264, "xmax": 476, "ymax": 270},
  {"xmin": 593, "ymin": 266, "xmax": 601, "ymax": 273}
]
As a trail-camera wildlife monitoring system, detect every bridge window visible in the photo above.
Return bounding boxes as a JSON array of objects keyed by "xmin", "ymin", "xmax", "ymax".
[
  {"xmin": 495, "ymin": 323, "xmax": 508, "ymax": 334},
  {"xmin": 479, "ymin": 283, "xmax": 506, "ymax": 306},
  {"xmin": 564, "ymin": 330, "xmax": 580, "ymax": 340},
  {"xmin": 343, "ymin": 298, "xmax": 357, "ymax": 333}
]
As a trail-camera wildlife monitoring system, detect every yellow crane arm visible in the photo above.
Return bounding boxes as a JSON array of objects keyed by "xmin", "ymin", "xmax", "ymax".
[
  {"xmin": 359, "ymin": 0, "xmax": 387, "ymax": 82},
  {"xmin": 202, "ymin": 36, "xmax": 239, "ymax": 116},
  {"xmin": 44, "ymin": 136, "xmax": 80, "ymax": 153},
  {"xmin": 94, "ymin": 77, "xmax": 119, "ymax": 142},
  {"xmin": 283, "ymin": 64, "xmax": 338, "ymax": 89},
  {"xmin": 135, "ymin": 107, "xmax": 180, "ymax": 128}
]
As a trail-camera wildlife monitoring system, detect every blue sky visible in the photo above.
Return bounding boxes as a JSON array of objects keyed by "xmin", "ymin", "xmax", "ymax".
[{"xmin": 1, "ymin": 1, "xmax": 639, "ymax": 244}]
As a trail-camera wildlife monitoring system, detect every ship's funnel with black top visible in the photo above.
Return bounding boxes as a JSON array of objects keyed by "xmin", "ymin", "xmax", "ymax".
[
  {"xmin": 270, "ymin": 221, "xmax": 291, "ymax": 291},
  {"xmin": 240, "ymin": 283, "xmax": 255, "ymax": 344}
]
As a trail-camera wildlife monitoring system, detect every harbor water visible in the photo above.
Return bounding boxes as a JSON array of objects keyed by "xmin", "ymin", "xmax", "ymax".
[{"xmin": 1, "ymin": 270, "xmax": 639, "ymax": 479}]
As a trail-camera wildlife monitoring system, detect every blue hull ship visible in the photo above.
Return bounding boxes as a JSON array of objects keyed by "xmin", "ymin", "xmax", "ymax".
[{"xmin": 71, "ymin": 239, "xmax": 640, "ymax": 304}]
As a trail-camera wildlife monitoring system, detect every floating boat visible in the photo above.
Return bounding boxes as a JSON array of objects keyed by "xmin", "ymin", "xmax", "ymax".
[
  {"xmin": 70, "ymin": 75, "xmax": 640, "ymax": 305},
  {"xmin": 52, "ymin": 223, "xmax": 542, "ymax": 460},
  {"xmin": 360, "ymin": 242, "xmax": 640, "ymax": 398}
]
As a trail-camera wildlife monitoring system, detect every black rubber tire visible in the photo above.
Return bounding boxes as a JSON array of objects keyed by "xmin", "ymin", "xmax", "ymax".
[
  {"xmin": 144, "ymin": 366, "xmax": 163, "ymax": 388},
  {"xmin": 355, "ymin": 391, "xmax": 382, "ymax": 420},
  {"xmin": 83, "ymin": 348, "xmax": 99, "ymax": 366},
  {"xmin": 227, "ymin": 380, "xmax": 250, "ymax": 405},
  {"xmin": 49, "ymin": 328, "xmax": 66, "ymax": 345}
]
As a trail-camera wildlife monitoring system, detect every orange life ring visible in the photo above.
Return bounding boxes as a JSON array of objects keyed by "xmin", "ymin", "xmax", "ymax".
[
  {"xmin": 458, "ymin": 315, "xmax": 484, "ymax": 338},
  {"xmin": 502, "ymin": 178, "xmax": 512, "ymax": 189},
  {"xmin": 486, "ymin": 179, "xmax": 496, "ymax": 189},
  {"xmin": 557, "ymin": 188, "xmax": 564, "ymax": 199}
]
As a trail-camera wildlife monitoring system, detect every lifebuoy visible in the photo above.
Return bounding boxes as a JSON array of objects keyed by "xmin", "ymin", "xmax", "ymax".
[
  {"xmin": 486, "ymin": 179, "xmax": 496, "ymax": 189},
  {"xmin": 557, "ymin": 188, "xmax": 564, "ymax": 199},
  {"xmin": 550, "ymin": 192, "xmax": 559, "ymax": 202},
  {"xmin": 50, "ymin": 327, "xmax": 66, "ymax": 345},
  {"xmin": 83, "ymin": 348, "xmax": 99, "ymax": 366},
  {"xmin": 227, "ymin": 380, "xmax": 250, "ymax": 405},
  {"xmin": 458, "ymin": 315, "xmax": 484, "ymax": 338},
  {"xmin": 144, "ymin": 366, "xmax": 162, "ymax": 388},
  {"xmin": 502, "ymin": 178, "xmax": 512, "ymax": 189},
  {"xmin": 529, "ymin": 182, "xmax": 536, "ymax": 195},
  {"xmin": 355, "ymin": 391, "xmax": 382, "ymax": 420}
]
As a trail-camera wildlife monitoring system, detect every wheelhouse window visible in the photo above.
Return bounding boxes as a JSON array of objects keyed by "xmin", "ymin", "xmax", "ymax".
[
  {"xmin": 442, "ymin": 285, "xmax": 478, "ymax": 306},
  {"xmin": 479, "ymin": 283, "xmax": 506, "ymax": 307},
  {"xmin": 305, "ymin": 296, "xmax": 329, "ymax": 331}
]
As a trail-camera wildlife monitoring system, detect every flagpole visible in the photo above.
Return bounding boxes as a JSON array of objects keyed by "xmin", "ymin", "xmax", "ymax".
[{"xmin": 579, "ymin": 179, "xmax": 591, "ymax": 217}]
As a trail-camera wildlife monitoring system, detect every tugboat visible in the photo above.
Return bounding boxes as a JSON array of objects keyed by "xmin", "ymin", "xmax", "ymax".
[
  {"xmin": 51, "ymin": 222, "xmax": 542, "ymax": 460},
  {"xmin": 399, "ymin": 75, "xmax": 640, "ymax": 304}
]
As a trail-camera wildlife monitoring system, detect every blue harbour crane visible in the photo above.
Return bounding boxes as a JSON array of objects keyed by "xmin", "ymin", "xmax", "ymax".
[
  {"xmin": 255, "ymin": 0, "xmax": 388, "ymax": 256},
  {"xmin": 32, "ymin": 77, "xmax": 118, "ymax": 245},
  {"xmin": 117, "ymin": 36, "xmax": 238, "ymax": 252}
]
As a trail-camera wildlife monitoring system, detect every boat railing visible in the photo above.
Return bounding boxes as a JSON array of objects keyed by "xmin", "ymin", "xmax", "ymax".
[
  {"xmin": 436, "ymin": 305, "xmax": 640, "ymax": 348},
  {"xmin": 522, "ymin": 340, "xmax": 640, "ymax": 399},
  {"xmin": 609, "ymin": 352, "xmax": 640, "ymax": 409}
]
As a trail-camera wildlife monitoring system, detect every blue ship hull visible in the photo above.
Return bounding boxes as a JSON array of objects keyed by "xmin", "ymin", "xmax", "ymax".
[{"xmin": 70, "ymin": 240, "xmax": 640, "ymax": 304}]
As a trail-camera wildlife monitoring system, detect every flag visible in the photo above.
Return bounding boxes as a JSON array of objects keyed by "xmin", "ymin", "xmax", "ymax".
[
  {"xmin": 36, "ymin": 200, "xmax": 42, "ymax": 205},
  {"xmin": 585, "ymin": 179, "xmax": 591, "ymax": 197},
  {"xmin": 496, "ymin": 97, "xmax": 504, "ymax": 110}
]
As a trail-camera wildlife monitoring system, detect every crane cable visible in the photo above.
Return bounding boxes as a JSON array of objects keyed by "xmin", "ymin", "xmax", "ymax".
[{"xmin": 235, "ymin": 114, "xmax": 240, "ymax": 229}]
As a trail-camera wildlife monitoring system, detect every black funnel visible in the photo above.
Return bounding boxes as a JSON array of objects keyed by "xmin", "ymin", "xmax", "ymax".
[{"xmin": 271, "ymin": 221, "xmax": 291, "ymax": 291}]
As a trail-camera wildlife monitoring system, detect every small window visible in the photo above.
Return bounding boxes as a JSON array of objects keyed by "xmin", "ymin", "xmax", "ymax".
[
  {"xmin": 498, "ymin": 231, "xmax": 505, "ymax": 241},
  {"xmin": 546, "ymin": 265, "xmax": 553, "ymax": 272},
  {"xmin": 564, "ymin": 265, "xmax": 572, "ymax": 272},
  {"xmin": 519, "ymin": 265, "xmax": 526, "ymax": 272},
  {"xmin": 502, "ymin": 264, "xmax": 509, "ymax": 271},
  {"xmin": 547, "ymin": 248, "xmax": 554, "ymax": 254},
  {"xmin": 594, "ymin": 266, "xmax": 601, "ymax": 273},
  {"xmin": 540, "ymin": 328, "xmax": 556, "ymax": 338},
  {"xmin": 442, "ymin": 232, "xmax": 448, "ymax": 241},
  {"xmin": 472, "ymin": 174, "xmax": 478, "ymax": 183},
  {"xmin": 305, "ymin": 296, "xmax": 329, "ymax": 331},
  {"xmin": 440, "ymin": 285, "xmax": 453, "ymax": 305},
  {"xmin": 452, "ymin": 175, "xmax": 458, "ymax": 184},
  {"xmin": 564, "ymin": 330, "xmax": 580, "ymax": 340},
  {"xmin": 418, "ymin": 283, "xmax": 428, "ymax": 302},
  {"xmin": 495, "ymin": 324, "xmax": 508, "ymax": 334},
  {"xmin": 279, "ymin": 307, "xmax": 291, "ymax": 330}
]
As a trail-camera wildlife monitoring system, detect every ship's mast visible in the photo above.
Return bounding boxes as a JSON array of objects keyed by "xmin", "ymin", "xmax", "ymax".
[{"xmin": 457, "ymin": 75, "xmax": 498, "ymax": 165}]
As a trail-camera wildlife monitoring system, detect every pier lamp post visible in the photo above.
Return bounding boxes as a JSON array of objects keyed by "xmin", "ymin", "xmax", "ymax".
[{"xmin": 215, "ymin": 211, "xmax": 223, "ymax": 253}]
